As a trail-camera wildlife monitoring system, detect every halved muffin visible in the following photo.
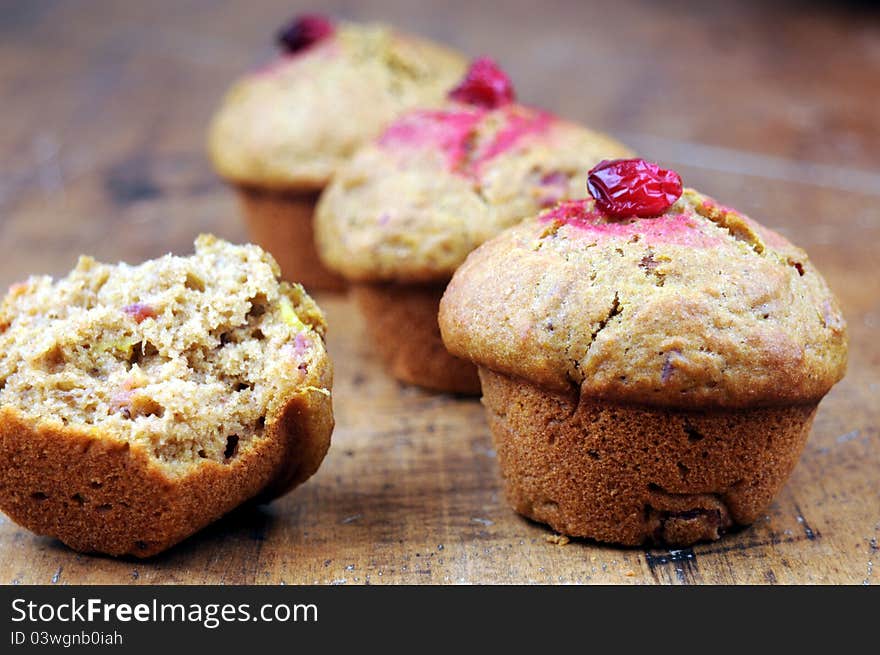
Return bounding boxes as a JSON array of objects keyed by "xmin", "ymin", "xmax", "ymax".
[{"xmin": 0, "ymin": 235, "xmax": 333, "ymax": 556}]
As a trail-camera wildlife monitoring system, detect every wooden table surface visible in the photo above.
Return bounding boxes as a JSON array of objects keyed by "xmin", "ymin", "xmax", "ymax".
[{"xmin": 0, "ymin": 0, "xmax": 877, "ymax": 584}]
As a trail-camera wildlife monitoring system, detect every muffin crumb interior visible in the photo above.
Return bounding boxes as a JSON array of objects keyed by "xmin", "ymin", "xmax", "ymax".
[{"xmin": 0, "ymin": 235, "xmax": 327, "ymax": 472}]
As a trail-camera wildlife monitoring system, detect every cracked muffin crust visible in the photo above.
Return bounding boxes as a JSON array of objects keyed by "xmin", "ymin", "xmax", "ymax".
[
  {"xmin": 315, "ymin": 60, "xmax": 631, "ymax": 392},
  {"xmin": 439, "ymin": 186, "xmax": 847, "ymax": 545},
  {"xmin": 441, "ymin": 189, "xmax": 847, "ymax": 406},
  {"xmin": 0, "ymin": 236, "xmax": 333, "ymax": 556},
  {"xmin": 207, "ymin": 17, "xmax": 466, "ymax": 290}
]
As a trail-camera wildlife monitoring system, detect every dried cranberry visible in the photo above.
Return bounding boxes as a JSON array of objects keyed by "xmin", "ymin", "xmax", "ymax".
[
  {"xmin": 276, "ymin": 14, "xmax": 335, "ymax": 53},
  {"xmin": 448, "ymin": 57, "xmax": 515, "ymax": 109},
  {"xmin": 587, "ymin": 159, "xmax": 682, "ymax": 218},
  {"xmin": 122, "ymin": 303, "xmax": 157, "ymax": 324}
]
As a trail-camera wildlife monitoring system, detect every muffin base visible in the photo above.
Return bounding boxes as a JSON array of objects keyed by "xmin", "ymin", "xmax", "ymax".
[
  {"xmin": 237, "ymin": 186, "xmax": 347, "ymax": 292},
  {"xmin": 479, "ymin": 367, "xmax": 817, "ymax": 546},
  {"xmin": 0, "ymin": 386, "xmax": 333, "ymax": 558},
  {"xmin": 353, "ymin": 283, "xmax": 481, "ymax": 395}
]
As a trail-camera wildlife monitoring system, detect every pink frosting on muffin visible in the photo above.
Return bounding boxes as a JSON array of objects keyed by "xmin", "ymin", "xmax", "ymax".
[
  {"xmin": 379, "ymin": 108, "xmax": 483, "ymax": 169},
  {"xmin": 378, "ymin": 105, "xmax": 554, "ymax": 177},
  {"xmin": 541, "ymin": 200, "xmax": 724, "ymax": 248}
]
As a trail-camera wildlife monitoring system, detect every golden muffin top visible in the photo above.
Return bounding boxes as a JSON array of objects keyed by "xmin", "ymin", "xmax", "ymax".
[{"xmin": 440, "ymin": 166, "xmax": 848, "ymax": 409}]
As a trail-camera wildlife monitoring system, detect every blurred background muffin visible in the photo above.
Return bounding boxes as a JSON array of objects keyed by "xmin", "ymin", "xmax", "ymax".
[
  {"xmin": 208, "ymin": 14, "xmax": 466, "ymax": 291},
  {"xmin": 315, "ymin": 59, "xmax": 632, "ymax": 393}
]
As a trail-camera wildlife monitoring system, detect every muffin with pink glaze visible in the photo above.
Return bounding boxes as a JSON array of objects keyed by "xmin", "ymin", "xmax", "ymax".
[
  {"xmin": 208, "ymin": 14, "xmax": 466, "ymax": 291},
  {"xmin": 438, "ymin": 159, "xmax": 848, "ymax": 546},
  {"xmin": 315, "ymin": 59, "xmax": 632, "ymax": 393}
]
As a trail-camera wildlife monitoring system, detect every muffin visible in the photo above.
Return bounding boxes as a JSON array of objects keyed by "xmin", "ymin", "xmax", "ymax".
[
  {"xmin": 0, "ymin": 235, "xmax": 333, "ymax": 557},
  {"xmin": 208, "ymin": 14, "xmax": 466, "ymax": 291},
  {"xmin": 439, "ymin": 158, "xmax": 848, "ymax": 546},
  {"xmin": 315, "ymin": 59, "xmax": 632, "ymax": 393}
]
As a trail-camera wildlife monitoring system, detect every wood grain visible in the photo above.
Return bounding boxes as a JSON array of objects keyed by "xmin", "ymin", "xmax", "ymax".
[{"xmin": 0, "ymin": 0, "xmax": 877, "ymax": 584}]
